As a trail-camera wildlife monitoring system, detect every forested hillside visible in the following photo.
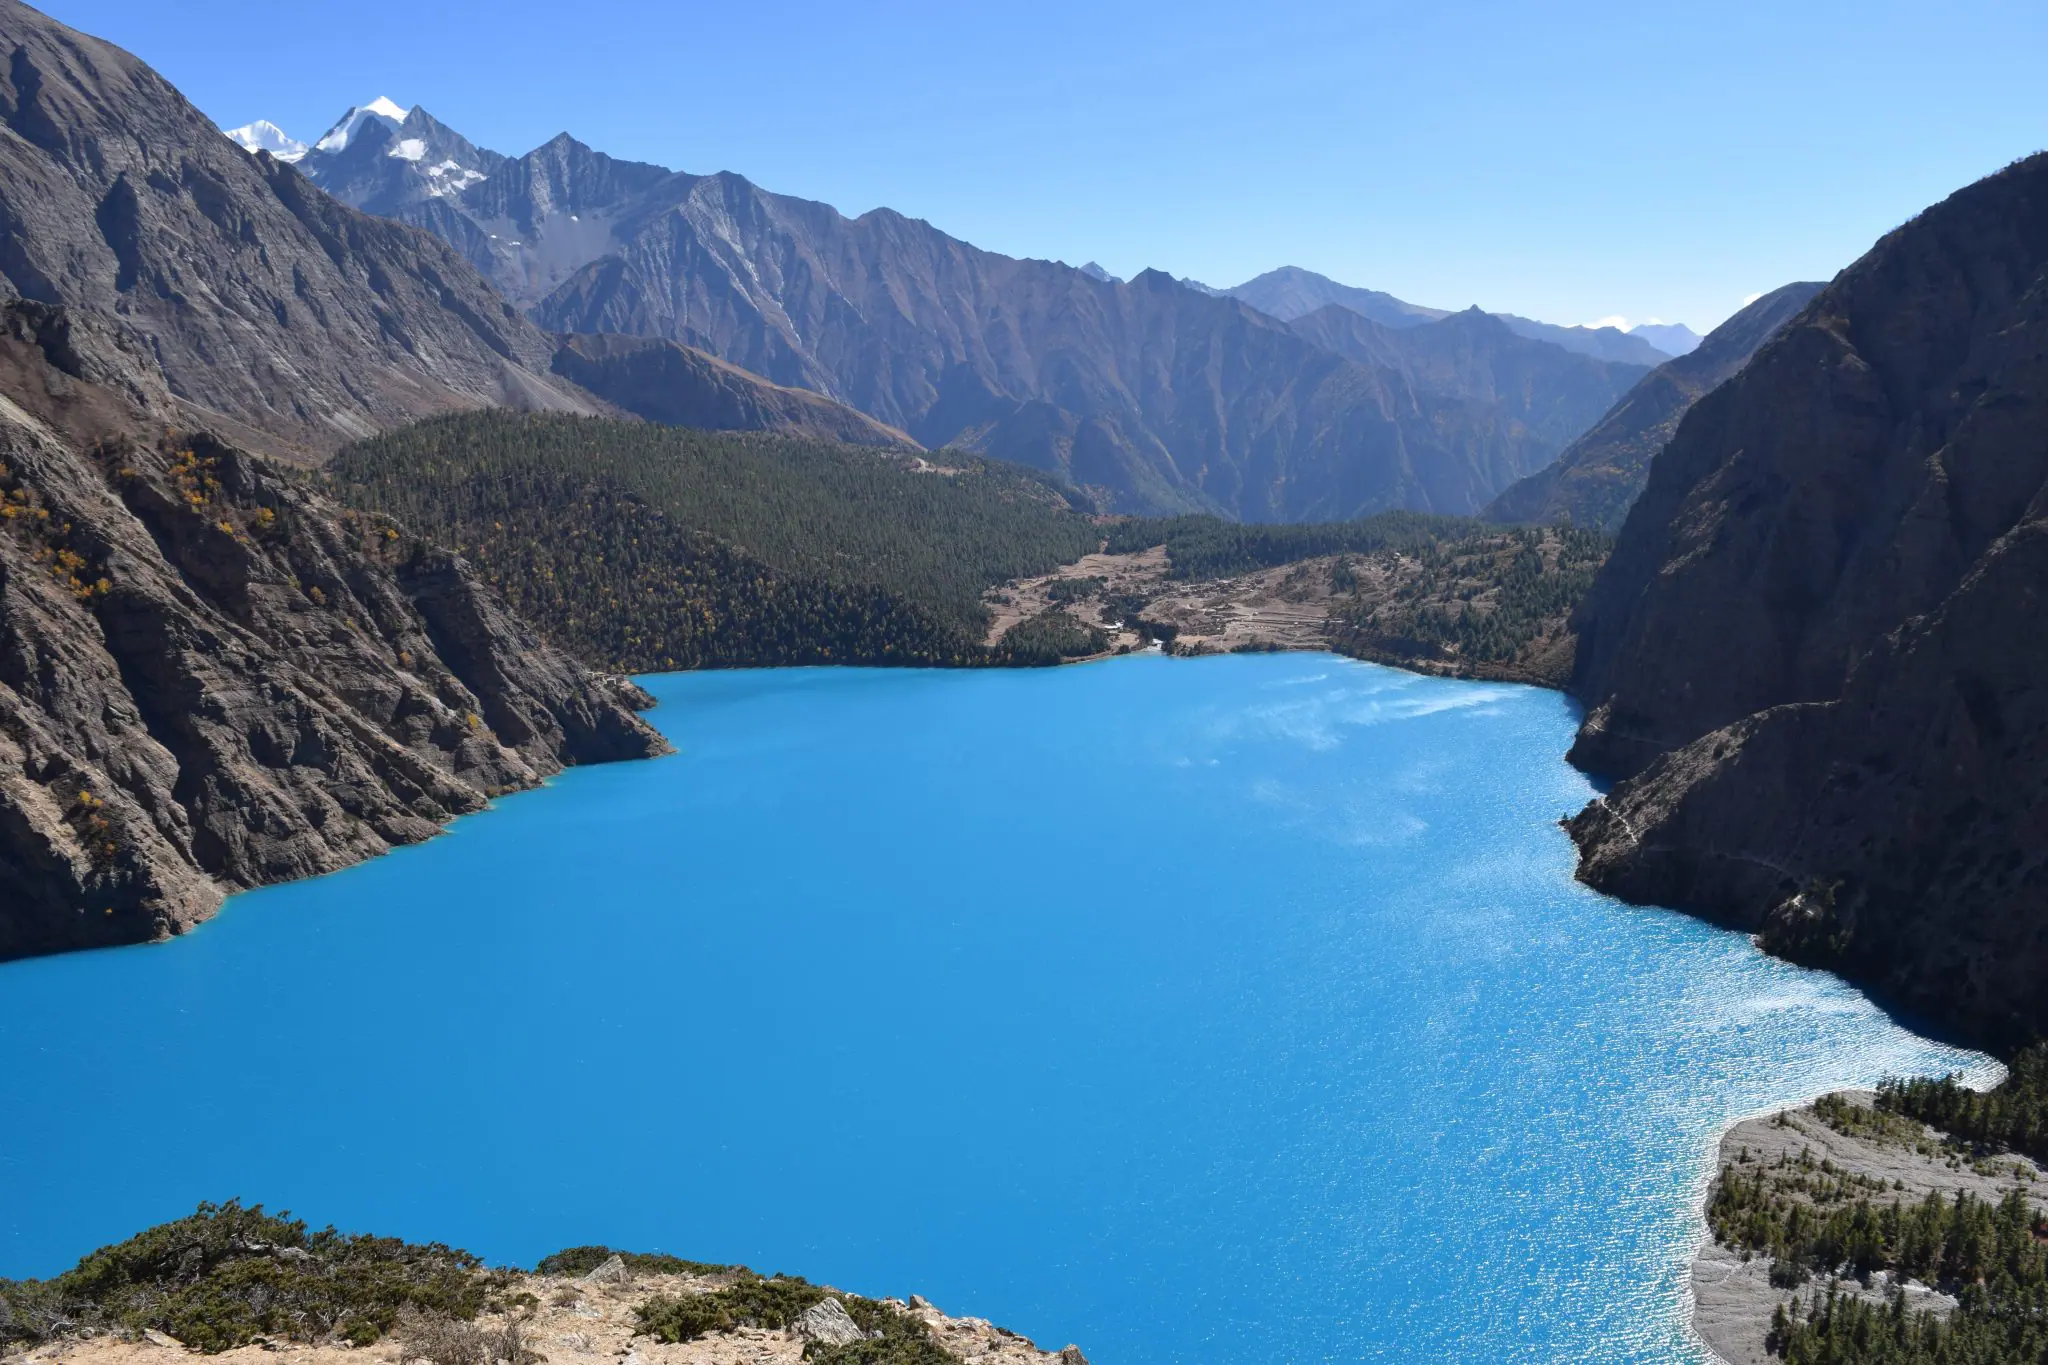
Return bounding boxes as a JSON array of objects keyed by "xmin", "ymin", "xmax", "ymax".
[
  {"xmin": 327, "ymin": 413, "xmax": 1103, "ymax": 671},
  {"xmin": 1329, "ymin": 525, "xmax": 1609, "ymax": 683}
]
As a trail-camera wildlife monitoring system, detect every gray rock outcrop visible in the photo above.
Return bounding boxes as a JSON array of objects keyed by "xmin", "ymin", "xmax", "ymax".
[
  {"xmin": 578, "ymin": 1255, "xmax": 630, "ymax": 1286},
  {"xmin": 791, "ymin": 1298, "xmax": 865, "ymax": 1346}
]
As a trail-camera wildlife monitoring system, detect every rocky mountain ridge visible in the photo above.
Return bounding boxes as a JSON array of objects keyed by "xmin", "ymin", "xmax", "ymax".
[
  {"xmin": 0, "ymin": 16, "xmax": 890, "ymax": 463},
  {"xmin": 0, "ymin": 2, "xmax": 673, "ymax": 961},
  {"xmin": 297, "ymin": 100, "xmax": 504, "ymax": 218},
  {"xmin": 1565, "ymin": 151, "xmax": 2048, "ymax": 1047}
]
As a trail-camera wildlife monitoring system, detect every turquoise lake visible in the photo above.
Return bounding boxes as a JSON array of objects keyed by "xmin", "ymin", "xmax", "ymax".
[{"xmin": 0, "ymin": 655, "xmax": 1995, "ymax": 1362}]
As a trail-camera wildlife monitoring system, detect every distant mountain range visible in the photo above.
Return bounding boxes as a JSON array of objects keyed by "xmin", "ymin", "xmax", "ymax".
[
  {"xmin": 245, "ymin": 102, "xmax": 1652, "ymax": 519},
  {"xmin": 1626, "ymin": 321, "xmax": 1702, "ymax": 356},
  {"xmin": 1485, "ymin": 282, "xmax": 1824, "ymax": 531},
  {"xmin": 223, "ymin": 118, "xmax": 304, "ymax": 161},
  {"xmin": 1217, "ymin": 265, "xmax": 1680, "ymax": 366}
]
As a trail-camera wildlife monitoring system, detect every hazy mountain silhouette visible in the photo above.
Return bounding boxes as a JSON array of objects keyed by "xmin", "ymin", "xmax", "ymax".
[{"xmin": 1485, "ymin": 282, "xmax": 1824, "ymax": 531}]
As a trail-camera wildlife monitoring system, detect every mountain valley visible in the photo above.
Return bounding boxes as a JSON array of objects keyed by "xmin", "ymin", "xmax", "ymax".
[
  {"xmin": 2, "ymin": 5, "xmax": 2046, "ymax": 1363},
  {"xmin": 1485, "ymin": 281, "xmax": 1825, "ymax": 531}
]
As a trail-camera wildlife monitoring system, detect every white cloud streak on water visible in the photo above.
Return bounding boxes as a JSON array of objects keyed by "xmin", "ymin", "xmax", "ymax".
[
  {"xmin": 1212, "ymin": 680, "xmax": 1518, "ymax": 751},
  {"xmin": 1248, "ymin": 776, "xmax": 1429, "ymax": 847}
]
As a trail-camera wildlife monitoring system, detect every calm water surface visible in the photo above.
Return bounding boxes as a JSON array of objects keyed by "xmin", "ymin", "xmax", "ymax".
[{"xmin": 0, "ymin": 656, "xmax": 1995, "ymax": 1363}]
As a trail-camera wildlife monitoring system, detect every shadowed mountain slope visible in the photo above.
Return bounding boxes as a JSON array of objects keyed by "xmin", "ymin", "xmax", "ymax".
[
  {"xmin": 1564, "ymin": 152, "xmax": 2048, "ymax": 1047},
  {"xmin": 1485, "ymin": 282, "xmax": 1826, "ymax": 531},
  {"xmin": 1287, "ymin": 305, "xmax": 1650, "ymax": 471},
  {"xmin": 527, "ymin": 187, "xmax": 1575, "ymax": 518}
]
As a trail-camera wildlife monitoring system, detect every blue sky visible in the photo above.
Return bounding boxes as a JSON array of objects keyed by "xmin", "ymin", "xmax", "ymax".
[{"xmin": 43, "ymin": 0, "xmax": 2048, "ymax": 330}]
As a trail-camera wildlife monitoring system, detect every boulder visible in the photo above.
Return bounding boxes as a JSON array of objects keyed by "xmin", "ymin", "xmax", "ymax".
[
  {"xmin": 579, "ymin": 1254, "xmax": 630, "ymax": 1286},
  {"xmin": 791, "ymin": 1298, "xmax": 865, "ymax": 1346}
]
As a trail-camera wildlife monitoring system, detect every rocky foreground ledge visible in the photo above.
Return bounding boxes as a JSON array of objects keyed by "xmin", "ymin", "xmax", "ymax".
[
  {"xmin": 1692, "ymin": 1091, "xmax": 2046, "ymax": 1365},
  {"xmin": 0, "ymin": 1209, "xmax": 1085, "ymax": 1365}
]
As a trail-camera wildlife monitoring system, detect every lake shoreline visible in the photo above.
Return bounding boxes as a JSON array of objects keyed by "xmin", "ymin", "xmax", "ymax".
[{"xmin": 1, "ymin": 657, "xmax": 1995, "ymax": 1361}]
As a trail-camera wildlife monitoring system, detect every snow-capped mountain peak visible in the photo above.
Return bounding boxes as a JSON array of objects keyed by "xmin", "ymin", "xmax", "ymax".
[
  {"xmin": 314, "ymin": 98, "xmax": 412, "ymax": 154},
  {"xmin": 223, "ymin": 119, "xmax": 307, "ymax": 162}
]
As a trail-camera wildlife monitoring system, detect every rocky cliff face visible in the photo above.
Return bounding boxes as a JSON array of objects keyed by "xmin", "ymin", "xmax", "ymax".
[
  {"xmin": 1565, "ymin": 153, "xmax": 2048, "ymax": 1046},
  {"xmin": 0, "ymin": 0, "xmax": 597, "ymax": 460},
  {"xmin": 1485, "ymin": 281, "xmax": 1825, "ymax": 531},
  {"xmin": 0, "ymin": 307, "xmax": 667, "ymax": 961}
]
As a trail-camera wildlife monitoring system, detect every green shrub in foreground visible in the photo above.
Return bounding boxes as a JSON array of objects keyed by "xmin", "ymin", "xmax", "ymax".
[
  {"xmin": 813, "ymin": 1297, "xmax": 959, "ymax": 1365},
  {"xmin": 0, "ymin": 1200, "xmax": 494, "ymax": 1352},
  {"xmin": 635, "ymin": 1272, "xmax": 826, "ymax": 1340}
]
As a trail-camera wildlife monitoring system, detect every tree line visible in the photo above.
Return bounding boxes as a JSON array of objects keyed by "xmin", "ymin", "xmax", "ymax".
[{"xmin": 1103, "ymin": 511, "xmax": 1475, "ymax": 580}]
